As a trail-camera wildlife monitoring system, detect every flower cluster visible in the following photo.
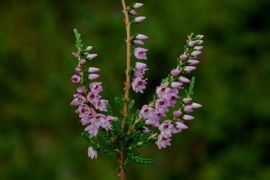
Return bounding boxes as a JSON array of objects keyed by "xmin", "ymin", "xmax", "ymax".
[
  {"xmin": 139, "ymin": 34, "xmax": 204, "ymax": 149},
  {"xmin": 70, "ymin": 39, "xmax": 117, "ymax": 159},
  {"xmin": 129, "ymin": 3, "xmax": 149, "ymax": 93}
]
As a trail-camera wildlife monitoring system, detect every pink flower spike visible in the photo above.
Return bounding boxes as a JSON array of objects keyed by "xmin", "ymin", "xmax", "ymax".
[
  {"xmin": 183, "ymin": 115, "xmax": 194, "ymax": 121},
  {"xmin": 184, "ymin": 66, "xmax": 197, "ymax": 73},
  {"xmin": 134, "ymin": 16, "xmax": 146, "ymax": 23},
  {"xmin": 171, "ymin": 69, "xmax": 181, "ymax": 77},
  {"xmin": 133, "ymin": 39, "xmax": 144, "ymax": 46},
  {"xmin": 88, "ymin": 67, "xmax": 100, "ymax": 73},
  {"xmin": 179, "ymin": 76, "xmax": 190, "ymax": 83},
  {"xmin": 133, "ymin": 3, "xmax": 144, "ymax": 9},
  {"xmin": 129, "ymin": 9, "xmax": 139, "ymax": 16},
  {"xmin": 71, "ymin": 74, "xmax": 81, "ymax": 83},
  {"xmin": 88, "ymin": 74, "xmax": 100, "ymax": 80},
  {"xmin": 87, "ymin": 53, "xmax": 98, "ymax": 60},
  {"xmin": 136, "ymin": 34, "xmax": 149, "ymax": 40},
  {"xmin": 134, "ymin": 47, "xmax": 148, "ymax": 60},
  {"xmin": 87, "ymin": 146, "xmax": 97, "ymax": 159}
]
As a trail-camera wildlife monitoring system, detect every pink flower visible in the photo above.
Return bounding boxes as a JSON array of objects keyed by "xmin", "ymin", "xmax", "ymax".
[
  {"xmin": 132, "ymin": 77, "xmax": 147, "ymax": 93},
  {"xmin": 89, "ymin": 82, "xmax": 103, "ymax": 94},
  {"xmin": 94, "ymin": 99, "xmax": 108, "ymax": 112},
  {"xmin": 71, "ymin": 74, "xmax": 81, "ymax": 83},
  {"xmin": 72, "ymin": 52, "xmax": 78, "ymax": 59},
  {"xmin": 86, "ymin": 92, "xmax": 101, "ymax": 105},
  {"xmin": 179, "ymin": 54, "xmax": 188, "ymax": 61},
  {"xmin": 70, "ymin": 94, "xmax": 86, "ymax": 106},
  {"xmin": 173, "ymin": 121, "xmax": 188, "ymax": 133},
  {"xmin": 75, "ymin": 67, "xmax": 82, "ymax": 73},
  {"xmin": 87, "ymin": 146, "xmax": 97, "ymax": 159},
  {"xmin": 79, "ymin": 59, "xmax": 86, "ymax": 64},
  {"xmin": 77, "ymin": 104, "xmax": 92, "ymax": 118},
  {"xmin": 159, "ymin": 120, "xmax": 174, "ymax": 138},
  {"xmin": 184, "ymin": 105, "xmax": 194, "ymax": 113},
  {"xmin": 135, "ymin": 62, "xmax": 147, "ymax": 69},
  {"xmin": 156, "ymin": 85, "xmax": 171, "ymax": 99},
  {"xmin": 156, "ymin": 134, "xmax": 171, "ymax": 149},
  {"xmin": 85, "ymin": 123, "xmax": 99, "ymax": 137},
  {"xmin": 134, "ymin": 47, "xmax": 148, "ymax": 60},
  {"xmin": 188, "ymin": 59, "xmax": 200, "ymax": 65},
  {"xmin": 140, "ymin": 105, "xmax": 160, "ymax": 127}
]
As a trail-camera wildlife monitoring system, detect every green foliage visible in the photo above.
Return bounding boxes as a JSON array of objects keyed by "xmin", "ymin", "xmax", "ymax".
[
  {"xmin": 126, "ymin": 152, "xmax": 153, "ymax": 165},
  {"xmin": 186, "ymin": 76, "xmax": 196, "ymax": 97},
  {"xmin": 73, "ymin": 28, "xmax": 83, "ymax": 51}
]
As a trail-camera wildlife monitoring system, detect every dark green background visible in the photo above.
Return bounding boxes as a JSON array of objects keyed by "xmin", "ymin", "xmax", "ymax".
[{"xmin": 0, "ymin": 0, "xmax": 270, "ymax": 179}]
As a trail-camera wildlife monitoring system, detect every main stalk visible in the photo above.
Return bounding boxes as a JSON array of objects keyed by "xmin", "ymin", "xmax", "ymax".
[{"xmin": 119, "ymin": 0, "xmax": 131, "ymax": 179}]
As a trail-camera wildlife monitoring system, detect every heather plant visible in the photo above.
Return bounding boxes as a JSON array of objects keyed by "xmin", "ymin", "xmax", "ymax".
[{"xmin": 70, "ymin": 1, "xmax": 204, "ymax": 179}]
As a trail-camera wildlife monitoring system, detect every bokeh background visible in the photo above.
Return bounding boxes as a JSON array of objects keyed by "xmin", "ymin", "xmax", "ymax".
[{"xmin": 1, "ymin": 0, "xmax": 270, "ymax": 179}]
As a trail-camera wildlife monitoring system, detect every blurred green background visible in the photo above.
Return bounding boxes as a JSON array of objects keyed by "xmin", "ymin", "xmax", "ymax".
[{"xmin": 1, "ymin": 0, "xmax": 270, "ymax": 179}]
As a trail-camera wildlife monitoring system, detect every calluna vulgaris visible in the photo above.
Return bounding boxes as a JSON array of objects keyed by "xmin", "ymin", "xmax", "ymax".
[{"xmin": 70, "ymin": 1, "xmax": 204, "ymax": 179}]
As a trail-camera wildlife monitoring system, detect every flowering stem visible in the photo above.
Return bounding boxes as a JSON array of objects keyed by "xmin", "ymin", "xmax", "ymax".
[{"xmin": 121, "ymin": 0, "xmax": 132, "ymax": 130}]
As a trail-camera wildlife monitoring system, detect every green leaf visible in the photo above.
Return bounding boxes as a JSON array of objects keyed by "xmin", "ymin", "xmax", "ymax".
[
  {"xmin": 128, "ymin": 153, "xmax": 153, "ymax": 165},
  {"xmin": 114, "ymin": 96, "xmax": 124, "ymax": 113},
  {"xmin": 128, "ymin": 99, "xmax": 135, "ymax": 111},
  {"xmin": 73, "ymin": 28, "xmax": 83, "ymax": 51},
  {"xmin": 187, "ymin": 76, "xmax": 196, "ymax": 97}
]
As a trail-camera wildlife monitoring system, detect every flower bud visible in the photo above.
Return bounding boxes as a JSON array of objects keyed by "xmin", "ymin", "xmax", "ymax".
[
  {"xmin": 171, "ymin": 82, "xmax": 183, "ymax": 89},
  {"xmin": 136, "ymin": 34, "xmax": 149, "ymax": 40},
  {"xmin": 173, "ymin": 110, "xmax": 182, "ymax": 117},
  {"xmin": 71, "ymin": 75, "xmax": 81, "ymax": 83},
  {"xmin": 194, "ymin": 46, "xmax": 203, "ymax": 50},
  {"xmin": 179, "ymin": 54, "xmax": 188, "ymax": 61},
  {"xmin": 86, "ymin": 46, "xmax": 93, "ymax": 51},
  {"xmin": 72, "ymin": 52, "xmax": 78, "ymax": 59},
  {"xmin": 183, "ymin": 115, "xmax": 194, "ymax": 121},
  {"xmin": 133, "ymin": 3, "xmax": 144, "ymax": 9},
  {"xmin": 188, "ymin": 41, "xmax": 197, "ymax": 47},
  {"xmin": 184, "ymin": 105, "xmax": 193, "ymax": 113},
  {"xmin": 171, "ymin": 69, "xmax": 181, "ymax": 77},
  {"xmin": 129, "ymin": 9, "xmax": 139, "ymax": 16},
  {"xmin": 184, "ymin": 66, "xmax": 196, "ymax": 73},
  {"xmin": 88, "ymin": 74, "xmax": 99, "ymax": 80},
  {"xmin": 79, "ymin": 59, "xmax": 86, "ymax": 64},
  {"xmin": 183, "ymin": 97, "xmax": 192, "ymax": 104},
  {"xmin": 196, "ymin": 34, "xmax": 204, "ymax": 39},
  {"xmin": 179, "ymin": 76, "xmax": 190, "ymax": 83},
  {"xmin": 192, "ymin": 103, "xmax": 202, "ymax": 109},
  {"xmin": 135, "ymin": 62, "xmax": 147, "ymax": 69},
  {"xmin": 133, "ymin": 39, "xmax": 144, "ymax": 46},
  {"xmin": 75, "ymin": 67, "xmax": 82, "ymax": 73},
  {"xmin": 87, "ymin": 53, "xmax": 98, "ymax": 60},
  {"xmin": 134, "ymin": 16, "xmax": 146, "ymax": 23},
  {"xmin": 188, "ymin": 59, "xmax": 200, "ymax": 65},
  {"xmin": 76, "ymin": 86, "xmax": 84, "ymax": 94},
  {"xmin": 191, "ymin": 51, "xmax": 201, "ymax": 57},
  {"xmin": 88, "ymin": 67, "xmax": 100, "ymax": 73}
]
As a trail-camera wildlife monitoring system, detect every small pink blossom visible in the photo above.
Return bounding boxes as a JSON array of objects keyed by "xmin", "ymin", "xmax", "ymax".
[
  {"xmin": 132, "ymin": 77, "xmax": 147, "ymax": 93},
  {"xmin": 87, "ymin": 146, "xmax": 97, "ymax": 159},
  {"xmin": 71, "ymin": 74, "xmax": 81, "ymax": 83},
  {"xmin": 183, "ymin": 115, "xmax": 194, "ymax": 121},
  {"xmin": 134, "ymin": 47, "xmax": 148, "ymax": 60},
  {"xmin": 134, "ymin": 16, "xmax": 146, "ymax": 23},
  {"xmin": 88, "ymin": 74, "xmax": 100, "ymax": 80},
  {"xmin": 70, "ymin": 94, "xmax": 86, "ymax": 106},
  {"xmin": 171, "ymin": 69, "xmax": 181, "ymax": 77},
  {"xmin": 88, "ymin": 67, "xmax": 100, "ymax": 73},
  {"xmin": 136, "ymin": 34, "xmax": 149, "ymax": 40}
]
